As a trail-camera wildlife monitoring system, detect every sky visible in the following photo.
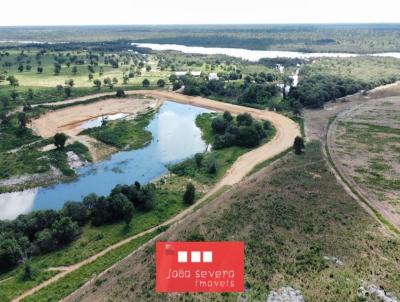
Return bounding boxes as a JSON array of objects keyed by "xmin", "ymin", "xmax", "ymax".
[{"xmin": 1, "ymin": 0, "xmax": 400, "ymax": 26}]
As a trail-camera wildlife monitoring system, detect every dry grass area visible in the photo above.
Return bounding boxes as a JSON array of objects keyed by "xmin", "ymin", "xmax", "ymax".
[
  {"xmin": 331, "ymin": 97, "xmax": 400, "ymax": 227},
  {"xmin": 64, "ymin": 142, "xmax": 400, "ymax": 302}
]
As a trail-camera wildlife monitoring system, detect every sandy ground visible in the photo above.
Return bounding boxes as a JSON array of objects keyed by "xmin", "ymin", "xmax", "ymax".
[
  {"xmin": 30, "ymin": 96, "xmax": 159, "ymax": 161},
  {"xmin": 13, "ymin": 91, "xmax": 300, "ymax": 302},
  {"xmin": 30, "ymin": 96, "xmax": 159, "ymax": 138}
]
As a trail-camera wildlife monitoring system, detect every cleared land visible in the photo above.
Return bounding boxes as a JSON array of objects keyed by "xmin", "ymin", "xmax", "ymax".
[
  {"xmin": 330, "ymin": 97, "xmax": 400, "ymax": 229},
  {"xmin": 62, "ymin": 142, "xmax": 400, "ymax": 302},
  {"xmin": 29, "ymin": 96, "xmax": 160, "ymax": 161},
  {"xmin": 31, "ymin": 96, "xmax": 158, "ymax": 137}
]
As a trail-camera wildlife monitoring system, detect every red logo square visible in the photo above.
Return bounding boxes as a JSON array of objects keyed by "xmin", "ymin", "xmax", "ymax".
[{"xmin": 156, "ymin": 241, "xmax": 244, "ymax": 292}]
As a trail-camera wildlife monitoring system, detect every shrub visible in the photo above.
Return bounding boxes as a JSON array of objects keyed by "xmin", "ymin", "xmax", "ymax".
[{"xmin": 183, "ymin": 183, "xmax": 196, "ymax": 205}]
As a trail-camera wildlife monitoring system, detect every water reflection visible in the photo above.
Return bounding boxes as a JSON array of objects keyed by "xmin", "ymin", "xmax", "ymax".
[{"xmin": 0, "ymin": 189, "xmax": 38, "ymax": 220}]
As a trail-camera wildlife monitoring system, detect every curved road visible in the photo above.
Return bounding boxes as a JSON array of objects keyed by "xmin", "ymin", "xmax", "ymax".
[{"xmin": 13, "ymin": 91, "xmax": 300, "ymax": 302}]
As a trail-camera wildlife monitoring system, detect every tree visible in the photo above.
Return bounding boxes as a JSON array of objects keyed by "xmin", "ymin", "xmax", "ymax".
[
  {"xmin": 18, "ymin": 65, "xmax": 24, "ymax": 72},
  {"xmin": 35, "ymin": 229, "xmax": 57, "ymax": 252},
  {"xmin": 54, "ymin": 133, "xmax": 67, "ymax": 149},
  {"xmin": 211, "ymin": 117, "xmax": 228, "ymax": 134},
  {"xmin": 72, "ymin": 66, "xmax": 78, "ymax": 75},
  {"xmin": 293, "ymin": 136, "xmax": 305, "ymax": 154},
  {"xmin": 263, "ymin": 120, "xmax": 271, "ymax": 130},
  {"xmin": 146, "ymin": 65, "xmax": 151, "ymax": 72},
  {"xmin": 121, "ymin": 199, "xmax": 134, "ymax": 226},
  {"xmin": 183, "ymin": 183, "xmax": 196, "ymax": 205},
  {"xmin": 142, "ymin": 78, "xmax": 150, "ymax": 87},
  {"xmin": 17, "ymin": 112, "xmax": 28, "ymax": 129},
  {"xmin": 93, "ymin": 79, "xmax": 102, "ymax": 90},
  {"xmin": 157, "ymin": 79, "xmax": 165, "ymax": 88},
  {"xmin": 0, "ymin": 237, "xmax": 22, "ymax": 270},
  {"xmin": 62, "ymin": 201, "xmax": 89, "ymax": 226},
  {"xmin": 195, "ymin": 153, "xmax": 203, "ymax": 167},
  {"xmin": 10, "ymin": 91, "xmax": 19, "ymax": 101},
  {"xmin": 116, "ymin": 88, "xmax": 125, "ymax": 97},
  {"xmin": 37, "ymin": 66, "xmax": 43, "ymax": 73},
  {"xmin": 21, "ymin": 260, "xmax": 33, "ymax": 281},
  {"xmin": 88, "ymin": 73, "xmax": 94, "ymax": 81},
  {"xmin": 112, "ymin": 77, "xmax": 118, "ymax": 84},
  {"xmin": 66, "ymin": 79, "xmax": 74, "ymax": 87},
  {"xmin": 7, "ymin": 75, "xmax": 19, "ymax": 87},
  {"xmin": 27, "ymin": 88, "xmax": 34, "ymax": 100},
  {"xmin": 54, "ymin": 64, "xmax": 61, "ymax": 75},
  {"xmin": 56, "ymin": 84, "xmax": 63, "ymax": 94},
  {"xmin": 64, "ymin": 86, "xmax": 72, "ymax": 97},
  {"xmin": 123, "ymin": 75, "xmax": 129, "ymax": 84},
  {"xmin": 207, "ymin": 160, "xmax": 217, "ymax": 174},
  {"xmin": 223, "ymin": 111, "xmax": 233, "ymax": 122},
  {"xmin": 52, "ymin": 217, "xmax": 79, "ymax": 245},
  {"xmin": 236, "ymin": 113, "xmax": 253, "ymax": 126}
]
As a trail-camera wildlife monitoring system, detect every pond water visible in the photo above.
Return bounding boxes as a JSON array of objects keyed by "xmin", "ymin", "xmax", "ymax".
[
  {"xmin": 0, "ymin": 101, "xmax": 210, "ymax": 220},
  {"xmin": 80, "ymin": 113, "xmax": 128, "ymax": 130},
  {"xmin": 132, "ymin": 43, "xmax": 400, "ymax": 62}
]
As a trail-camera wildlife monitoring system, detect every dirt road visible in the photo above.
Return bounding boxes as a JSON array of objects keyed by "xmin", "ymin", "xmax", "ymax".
[{"xmin": 13, "ymin": 91, "xmax": 300, "ymax": 302}]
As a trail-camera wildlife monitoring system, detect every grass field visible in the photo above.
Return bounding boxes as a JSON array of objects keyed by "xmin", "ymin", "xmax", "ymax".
[
  {"xmin": 333, "ymin": 97, "xmax": 400, "ymax": 220},
  {"xmin": 73, "ymin": 141, "xmax": 400, "ymax": 302},
  {"xmin": 81, "ymin": 109, "xmax": 155, "ymax": 150}
]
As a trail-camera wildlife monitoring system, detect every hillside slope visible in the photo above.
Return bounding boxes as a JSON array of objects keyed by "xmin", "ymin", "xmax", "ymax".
[{"xmin": 64, "ymin": 142, "xmax": 400, "ymax": 302}]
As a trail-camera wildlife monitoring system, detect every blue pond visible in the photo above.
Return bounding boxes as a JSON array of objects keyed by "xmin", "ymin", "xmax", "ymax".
[{"xmin": 0, "ymin": 101, "xmax": 210, "ymax": 220}]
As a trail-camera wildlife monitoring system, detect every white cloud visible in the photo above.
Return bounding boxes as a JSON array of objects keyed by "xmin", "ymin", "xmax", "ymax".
[{"xmin": 1, "ymin": 0, "xmax": 400, "ymax": 26}]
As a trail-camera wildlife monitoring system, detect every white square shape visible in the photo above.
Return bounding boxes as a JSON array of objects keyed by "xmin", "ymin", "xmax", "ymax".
[
  {"xmin": 191, "ymin": 251, "xmax": 201, "ymax": 263},
  {"xmin": 203, "ymin": 251, "xmax": 213, "ymax": 263},
  {"xmin": 178, "ymin": 251, "xmax": 187, "ymax": 263}
]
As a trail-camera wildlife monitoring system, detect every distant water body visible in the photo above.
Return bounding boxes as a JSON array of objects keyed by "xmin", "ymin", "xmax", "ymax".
[{"xmin": 132, "ymin": 43, "xmax": 400, "ymax": 62}]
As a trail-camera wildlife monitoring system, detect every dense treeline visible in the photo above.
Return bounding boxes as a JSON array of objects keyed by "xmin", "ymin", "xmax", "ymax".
[
  {"xmin": 211, "ymin": 112, "xmax": 270, "ymax": 148},
  {"xmin": 174, "ymin": 75, "xmax": 280, "ymax": 107},
  {"xmin": 287, "ymin": 74, "xmax": 366, "ymax": 108},
  {"xmin": 0, "ymin": 40, "xmax": 149, "ymax": 53},
  {"xmin": 0, "ymin": 181, "xmax": 155, "ymax": 272},
  {"xmin": 259, "ymin": 57, "xmax": 305, "ymax": 68},
  {"xmin": 288, "ymin": 73, "xmax": 399, "ymax": 109}
]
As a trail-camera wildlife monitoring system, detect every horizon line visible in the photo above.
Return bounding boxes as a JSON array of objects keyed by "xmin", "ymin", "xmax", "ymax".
[{"xmin": 1, "ymin": 22, "xmax": 400, "ymax": 28}]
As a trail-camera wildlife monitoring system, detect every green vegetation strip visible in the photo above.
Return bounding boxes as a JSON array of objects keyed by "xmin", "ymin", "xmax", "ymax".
[
  {"xmin": 81, "ymin": 109, "xmax": 155, "ymax": 149},
  {"xmin": 22, "ymin": 229, "xmax": 162, "ymax": 302}
]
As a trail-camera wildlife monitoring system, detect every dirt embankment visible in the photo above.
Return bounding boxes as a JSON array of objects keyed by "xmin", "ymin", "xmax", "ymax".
[{"xmin": 30, "ymin": 96, "xmax": 160, "ymax": 161}]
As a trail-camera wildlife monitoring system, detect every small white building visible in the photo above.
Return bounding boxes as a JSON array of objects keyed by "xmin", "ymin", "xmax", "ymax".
[
  {"xmin": 190, "ymin": 71, "xmax": 201, "ymax": 77},
  {"xmin": 208, "ymin": 72, "xmax": 219, "ymax": 80},
  {"xmin": 174, "ymin": 71, "xmax": 188, "ymax": 77}
]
